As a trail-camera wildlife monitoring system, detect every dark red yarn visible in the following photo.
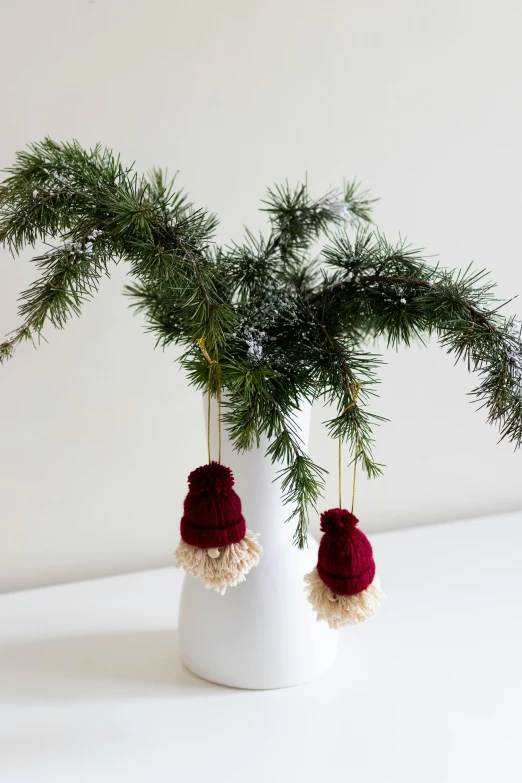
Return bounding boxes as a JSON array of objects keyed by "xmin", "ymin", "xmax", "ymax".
[
  {"xmin": 316, "ymin": 508, "xmax": 375, "ymax": 596},
  {"xmin": 180, "ymin": 462, "xmax": 246, "ymax": 549}
]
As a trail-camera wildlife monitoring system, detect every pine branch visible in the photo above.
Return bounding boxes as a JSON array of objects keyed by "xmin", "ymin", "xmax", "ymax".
[
  {"xmin": 0, "ymin": 138, "xmax": 229, "ymax": 363},
  {"xmin": 313, "ymin": 232, "xmax": 522, "ymax": 447},
  {"xmin": 2, "ymin": 138, "xmax": 522, "ymax": 546}
]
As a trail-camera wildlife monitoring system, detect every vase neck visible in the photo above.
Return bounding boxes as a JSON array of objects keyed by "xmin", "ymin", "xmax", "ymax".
[{"xmin": 203, "ymin": 396, "xmax": 312, "ymax": 546}]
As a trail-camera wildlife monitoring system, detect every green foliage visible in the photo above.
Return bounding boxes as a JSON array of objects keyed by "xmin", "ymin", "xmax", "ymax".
[{"xmin": 2, "ymin": 139, "xmax": 522, "ymax": 545}]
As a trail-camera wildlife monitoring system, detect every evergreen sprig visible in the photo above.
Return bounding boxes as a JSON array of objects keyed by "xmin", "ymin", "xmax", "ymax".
[{"xmin": 2, "ymin": 139, "xmax": 521, "ymax": 545}]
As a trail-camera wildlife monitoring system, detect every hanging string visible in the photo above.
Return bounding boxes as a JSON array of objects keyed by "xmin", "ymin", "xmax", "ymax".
[
  {"xmin": 338, "ymin": 382, "xmax": 361, "ymax": 511},
  {"xmin": 197, "ymin": 337, "xmax": 221, "ymax": 464},
  {"xmin": 350, "ymin": 429, "xmax": 359, "ymax": 514},
  {"xmin": 217, "ymin": 385, "xmax": 222, "ymax": 464},
  {"xmin": 206, "ymin": 383, "xmax": 212, "ymax": 463}
]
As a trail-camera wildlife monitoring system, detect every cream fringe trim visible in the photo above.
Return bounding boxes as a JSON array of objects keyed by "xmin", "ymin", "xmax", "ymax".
[
  {"xmin": 304, "ymin": 567, "xmax": 385, "ymax": 629},
  {"xmin": 175, "ymin": 530, "xmax": 262, "ymax": 594}
]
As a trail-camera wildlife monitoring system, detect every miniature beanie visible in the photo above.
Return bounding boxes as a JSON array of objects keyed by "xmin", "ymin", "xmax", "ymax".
[
  {"xmin": 316, "ymin": 508, "xmax": 375, "ymax": 596},
  {"xmin": 180, "ymin": 462, "xmax": 246, "ymax": 549}
]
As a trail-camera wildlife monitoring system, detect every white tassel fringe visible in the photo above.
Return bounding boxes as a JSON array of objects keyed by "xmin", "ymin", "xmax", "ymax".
[
  {"xmin": 304, "ymin": 567, "xmax": 384, "ymax": 628},
  {"xmin": 175, "ymin": 530, "xmax": 262, "ymax": 594}
]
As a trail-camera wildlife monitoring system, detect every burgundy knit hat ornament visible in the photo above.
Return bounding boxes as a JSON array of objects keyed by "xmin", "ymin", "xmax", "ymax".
[
  {"xmin": 304, "ymin": 385, "xmax": 384, "ymax": 627},
  {"xmin": 175, "ymin": 339, "xmax": 262, "ymax": 593}
]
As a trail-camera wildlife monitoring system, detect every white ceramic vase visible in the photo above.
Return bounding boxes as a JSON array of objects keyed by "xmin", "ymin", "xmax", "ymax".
[{"xmin": 178, "ymin": 397, "xmax": 338, "ymax": 689}]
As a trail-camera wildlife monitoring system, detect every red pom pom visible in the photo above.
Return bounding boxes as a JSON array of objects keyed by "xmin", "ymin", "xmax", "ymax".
[
  {"xmin": 187, "ymin": 461, "xmax": 234, "ymax": 495},
  {"xmin": 320, "ymin": 508, "xmax": 358, "ymax": 537}
]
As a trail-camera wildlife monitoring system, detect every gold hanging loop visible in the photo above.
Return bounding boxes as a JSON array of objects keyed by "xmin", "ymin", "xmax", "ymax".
[
  {"xmin": 217, "ymin": 385, "xmax": 222, "ymax": 464},
  {"xmin": 197, "ymin": 337, "xmax": 221, "ymax": 464},
  {"xmin": 338, "ymin": 382, "xmax": 361, "ymax": 511}
]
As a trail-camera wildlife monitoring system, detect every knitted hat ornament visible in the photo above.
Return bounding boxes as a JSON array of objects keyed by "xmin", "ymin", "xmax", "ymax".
[
  {"xmin": 304, "ymin": 507, "xmax": 383, "ymax": 627},
  {"xmin": 175, "ymin": 461, "xmax": 262, "ymax": 593},
  {"xmin": 175, "ymin": 339, "xmax": 262, "ymax": 593},
  {"xmin": 304, "ymin": 384, "xmax": 384, "ymax": 627}
]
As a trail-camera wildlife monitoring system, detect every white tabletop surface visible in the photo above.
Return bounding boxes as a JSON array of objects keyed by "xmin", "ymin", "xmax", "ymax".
[{"xmin": 1, "ymin": 512, "xmax": 521, "ymax": 783}]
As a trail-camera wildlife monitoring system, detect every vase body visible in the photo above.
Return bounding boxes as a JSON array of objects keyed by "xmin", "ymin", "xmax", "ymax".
[{"xmin": 178, "ymin": 398, "xmax": 338, "ymax": 689}]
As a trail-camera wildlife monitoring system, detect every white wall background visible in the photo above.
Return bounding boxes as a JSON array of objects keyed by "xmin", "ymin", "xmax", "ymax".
[{"xmin": 1, "ymin": 0, "xmax": 521, "ymax": 592}]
